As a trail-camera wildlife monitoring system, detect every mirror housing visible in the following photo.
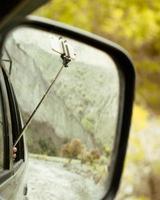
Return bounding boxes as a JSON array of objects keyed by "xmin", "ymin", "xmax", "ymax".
[{"xmin": 0, "ymin": 16, "xmax": 135, "ymax": 199}]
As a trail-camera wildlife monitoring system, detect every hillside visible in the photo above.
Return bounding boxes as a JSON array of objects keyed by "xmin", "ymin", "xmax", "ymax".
[{"xmin": 3, "ymin": 27, "xmax": 119, "ymax": 158}]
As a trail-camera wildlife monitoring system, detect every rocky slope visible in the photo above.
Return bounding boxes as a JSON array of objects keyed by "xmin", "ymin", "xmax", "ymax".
[
  {"xmin": 27, "ymin": 155, "xmax": 107, "ymax": 200},
  {"xmin": 3, "ymin": 27, "xmax": 119, "ymax": 155}
]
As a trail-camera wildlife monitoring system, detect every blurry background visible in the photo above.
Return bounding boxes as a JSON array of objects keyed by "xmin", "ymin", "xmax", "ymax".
[{"xmin": 32, "ymin": 1, "xmax": 160, "ymax": 200}]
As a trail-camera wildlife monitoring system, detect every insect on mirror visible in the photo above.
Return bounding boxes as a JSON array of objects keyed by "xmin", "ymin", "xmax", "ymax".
[{"xmin": 1, "ymin": 26, "xmax": 121, "ymax": 199}]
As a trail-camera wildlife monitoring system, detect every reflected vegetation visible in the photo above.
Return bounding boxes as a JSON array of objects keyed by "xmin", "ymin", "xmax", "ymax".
[
  {"xmin": 59, "ymin": 138, "xmax": 109, "ymax": 184},
  {"xmin": 2, "ymin": 27, "xmax": 120, "ymax": 199}
]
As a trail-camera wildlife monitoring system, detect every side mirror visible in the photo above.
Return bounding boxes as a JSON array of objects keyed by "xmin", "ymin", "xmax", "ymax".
[{"xmin": 0, "ymin": 16, "xmax": 135, "ymax": 200}]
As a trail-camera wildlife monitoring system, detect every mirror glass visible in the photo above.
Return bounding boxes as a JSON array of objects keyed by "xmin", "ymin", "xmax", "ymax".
[{"xmin": 1, "ymin": 26, "xmax": 120, "ymax": 199}]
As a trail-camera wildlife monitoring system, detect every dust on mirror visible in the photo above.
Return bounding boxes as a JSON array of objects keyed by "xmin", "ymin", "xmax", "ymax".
[{"xmin": 1, "ymin": 26, "xmax": 120, "ymax": 199}]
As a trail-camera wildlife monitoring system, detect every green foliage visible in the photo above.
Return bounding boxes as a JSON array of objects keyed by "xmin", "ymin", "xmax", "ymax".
[
  {"xmin": 127, "ymin": 135, "xmax": 145, "ymax": 164},
  {"xmin": 152, "ymin": 160, "xmax": 160, "ymax": 175},
  {"xmin": 35, "ymin": 0, "xmax": 160, "ymax": 46},
  {"xmin": 103, "ymin": 144, "xmax": 111, "ymax": 157},
  {"xmin": 136, "ymin": 60, "xmax": 160, "ymax": 114},
  {"xmin": 132, "ymin": 105, "xmax": 149, "ymax": 132},
  {"xmin": 81, "ymin": 116, "xmax": 94, "ymax": 134},
  {"xmin": 125, "ymin": 197, "xmax": 149, "ymax": 200},
  {"xmin": 117, "ymin": 117, "xmax": 160, "ymax": 200}
]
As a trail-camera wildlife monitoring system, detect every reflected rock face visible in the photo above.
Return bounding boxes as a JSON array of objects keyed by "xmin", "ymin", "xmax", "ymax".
[{"xmin": 3, "ymin": 28, "xmax": 119, "ymax": 156}]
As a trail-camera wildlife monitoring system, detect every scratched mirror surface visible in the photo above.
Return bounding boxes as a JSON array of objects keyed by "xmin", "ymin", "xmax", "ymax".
[{"xmin": 2, "ymin": 27, "xmax": 120, "ymax": 199}]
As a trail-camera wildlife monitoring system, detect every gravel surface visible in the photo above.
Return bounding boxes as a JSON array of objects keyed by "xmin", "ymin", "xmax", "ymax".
[{"xmin": 27, "ymin": 157, "xmax": 107, "ymax": 200}]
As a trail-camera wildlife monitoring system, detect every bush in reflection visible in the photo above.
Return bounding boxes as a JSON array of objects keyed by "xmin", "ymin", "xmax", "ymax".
[
  {"xmin": 103, "ymin": 145, "xmax": 111, "ymax": 157},
  {"xmin": 58, "ymin": 138, "xmax": 111, "ymax": 184},
  {"xmin": 60, "ymin": 138, "xmax": 103, "ymax": 165},
  {"xmin": 80, "ymin": 149, "xmax": 101, "ymax": 165},
  {"xmin": 60, "ymin": 138, "xmax": 85, "ymax": 163}
]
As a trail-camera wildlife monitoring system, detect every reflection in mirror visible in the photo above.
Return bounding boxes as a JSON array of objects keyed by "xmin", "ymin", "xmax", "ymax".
[{"xmin": 1, "ymin": 26, "xmax": 120, "ymax": 199}]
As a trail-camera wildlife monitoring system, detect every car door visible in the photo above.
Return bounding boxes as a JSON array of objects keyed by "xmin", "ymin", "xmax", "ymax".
[
  {"xmin": 0, "ymin": 66, "xmax": 27, "ymax": 200},
  {"xmin": 0, "ymin": 66, "xmax": 15, "ymax": 200}
]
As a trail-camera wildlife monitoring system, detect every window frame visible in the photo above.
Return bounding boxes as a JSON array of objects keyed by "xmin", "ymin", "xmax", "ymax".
[
  {"xmin": 0, "ymin": 83, "xmax": 4, "ymax": 171},
  {"xmin": 0, "ymin": 66, "xmax": 12, "ymax": 184},
  {"xmin": 2, "ymin": 68, "xmax": 25, "ymax": 166}
]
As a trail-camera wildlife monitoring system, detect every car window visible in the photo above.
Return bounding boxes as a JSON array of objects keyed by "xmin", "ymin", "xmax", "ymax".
[{"xmin": 0, "ymin": 91, "xmax": 3, "ymax": 170}]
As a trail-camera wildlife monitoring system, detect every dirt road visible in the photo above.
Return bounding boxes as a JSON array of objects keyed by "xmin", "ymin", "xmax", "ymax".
[{"xmin": 27, "ymin": 156, "xmax": 106, "ymax": 200}]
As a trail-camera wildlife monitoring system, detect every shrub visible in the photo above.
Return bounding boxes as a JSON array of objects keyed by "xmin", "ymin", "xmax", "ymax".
[{"xmin": 60, "ymin": 138, "xmax": 85, "ymax": 161}]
